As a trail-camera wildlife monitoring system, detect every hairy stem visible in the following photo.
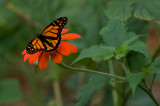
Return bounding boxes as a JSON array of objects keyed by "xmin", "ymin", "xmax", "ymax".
[
  {"xmin": 121, "ymin": 60, "xmax": 131, "ymax": 75},
  {"xmin": 58, "ymin": 63, "xmax": 126, "ymax": 81}
]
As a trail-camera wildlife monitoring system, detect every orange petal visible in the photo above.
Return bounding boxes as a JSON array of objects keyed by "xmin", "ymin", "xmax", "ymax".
[
  {"xmin": 24, "ymin": 53, "xmax": 31, "ymax": 62},
  {"xmin": 38, "ymin": 53, "xmax": 49, "ymax": 70},
  {"xmin": 61, "ymin": 33, "xmax": 81, "ymax": 40},
  {"xmin": 61, "ymin": 29, "xmax": 69, "ymax": 34},
  {"xmin": 29, "ymin": 52, "xmax": 41, "ymax": 65},
  {"xmin": 57, "ymin": 41, "xmax": 77, "ymax": 56},
  {"xmin": 22, "ymin": 49, "xmax": 26, "ymax": 55},
  {"xmin": 50, "ymin": 52, "xmax": 62, "ymax": 64}
]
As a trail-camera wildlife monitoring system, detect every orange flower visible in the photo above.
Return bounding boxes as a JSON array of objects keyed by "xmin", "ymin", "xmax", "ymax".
[{"xmin": 22, "ymin": 29, "xmax": 81, "ymax": 70}]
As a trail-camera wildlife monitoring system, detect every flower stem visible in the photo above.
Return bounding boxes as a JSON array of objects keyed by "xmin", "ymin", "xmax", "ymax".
[{"xmin": 58, "ymin": 63, "xmax": 126, "ymax": 81}]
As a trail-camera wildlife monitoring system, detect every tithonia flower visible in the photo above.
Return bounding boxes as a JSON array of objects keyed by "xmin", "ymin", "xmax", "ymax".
[{"xmin": 22, "ymin": 29, "xmax": 81, "ymax": 70}]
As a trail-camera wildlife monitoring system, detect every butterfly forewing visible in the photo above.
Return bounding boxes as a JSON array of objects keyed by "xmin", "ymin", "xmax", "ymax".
[
  {"xmin": 26, "ymin": 17, "xmax": 68, "ymax": 54},
  {"xmin": 42, "ymin": 17, "xmax": 68, "ymax": 37}
]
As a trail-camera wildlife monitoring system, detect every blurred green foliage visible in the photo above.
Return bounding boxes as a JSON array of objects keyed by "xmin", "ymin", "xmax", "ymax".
[
  {"xmin": 0, "ymin": 0, "xmax": 160, "ymax": 106},
  {"xmin": 0, "ymin": 79, "xmax": 22, "ymax": 103}
]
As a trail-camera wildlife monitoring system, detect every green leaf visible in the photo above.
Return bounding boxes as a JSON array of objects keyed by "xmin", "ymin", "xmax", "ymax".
[
  {"xmin": 115, "ymin": 35, "xmax": 145, "ymax": 60},
  {"xmin": 0, "ymin": 79, "xmax": 23, "ymax": 104},
  {"xmin": 143, "ymin": 58, "xmax": 160, "ymax": 75},
  {"xmin": 127, "ymin": 51, "xmax": 150, "ymax": 71},
  {"xmin": 73, "ymin": 45, "xmax": 115, "ymax": 63},
  {"xmin": 127, "ymin": 72, "xmax": 144, "ymax": 95},
  {"xmin": 134, "ymin": 0, "xmax": 160, "ymax": 21},
  {"xmin": 147, "ymin": 58, "xmax": 160, "ymax": 74},
  {"xmin": 152, "ymin": 57, "xmax": 160, "ymax": 67},
  {"xmin": 121, "ymin": 36, "xmax": 139, "ymax": 51},
  {"xmin": 115, "ymin": 35, "xmax": 143, "ymax": 60},
  {"xmin": 148, "ymin": 68, "xmax": 160, "ymax": 74},
  {"xmin": 76, "ymin": 75, "xmax": 108, "ymax": 106},
  {"xmin": 115, "ymin": 53, "xmax": 126, "ymax": 60},
  {"xmin": 128, "ymin": 41, "xmax": 149, "ymax": 58},
  {"xmin": 105, "ymin": 0, "xmax": 134, "ymax": 21},
  {"xmin": 100, "ymin": 18, "xmax": 135, "ymax": 48},
  {"xmin": 127, "ymin": 17, "xmax": 149, "ymax": 35}
]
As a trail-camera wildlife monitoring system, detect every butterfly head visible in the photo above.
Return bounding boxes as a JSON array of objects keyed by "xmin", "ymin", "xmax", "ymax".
[{"xmin": 37, "ymin": 34, "xmax": 41, "ymax": 37}]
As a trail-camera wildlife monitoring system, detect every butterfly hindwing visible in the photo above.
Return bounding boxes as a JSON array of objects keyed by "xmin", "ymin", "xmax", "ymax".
[
  {"xmin": 26, "ymin": 17, "xmax": 68, "ymax": 54},
  {"xmin": 26, "ymin": 37, "xmax": 46, "ymax": 54}
]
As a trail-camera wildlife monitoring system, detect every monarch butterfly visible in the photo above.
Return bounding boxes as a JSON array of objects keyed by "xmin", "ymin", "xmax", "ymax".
[{"xmin": 26, "ymin": 17, "xmax": 68, "ymax": 54}]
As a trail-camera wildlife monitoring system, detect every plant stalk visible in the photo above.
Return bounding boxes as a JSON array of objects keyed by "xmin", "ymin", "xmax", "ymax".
[
  {"xmin": 121, "ymin": 87, "xmax": 132, "ymax": 106},
  {"xmin": 151, "ymin": 45, "xmax": 160, "ymax": 61},
  {"xmin": 58, "ymin": 63, "xmax": 126, "ymax": 81},
  {"xmin": 121, "ymin": 59, "xmax": 159, "ymax": 106},
  {"xmin": 108, "ymin": 60, "xmax": 119, "ymax": 106},
  {"xmin": 150, "ymin": 44, "xmax": 160, "ymax": 92},
  {"xmin": 53, "ymin": 81, "xmax": 63, "ymax": 106},
  {"xmin": 138, "ymin": 85, "xmax": 159, "ymax": 106},
  {"xmin": 150, "ymin": 74, "xmax": 156, "ymax": 91}
]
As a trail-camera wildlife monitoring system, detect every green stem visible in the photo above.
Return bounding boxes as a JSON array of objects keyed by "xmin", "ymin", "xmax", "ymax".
[
  {"xmin": 142, "ymin": 80, "xmax": 149, "ymax": 90},
  {"xmin": 53, "ymin": 81, "xmax": 63, "ymax": 106},
  {"xmin": 120, "ymin": 59, "xmax": 159, "ymax": 106},
  {"xmin": 121, "ymin": 60, "xmax": 130, "ymax": 75},
  {"xmin": 120, "ymin": 59, "xmax": 132, "ymax": 106},
  {"xmin": 138, "ymin": 85, "xmax": 159, "ymax": 106},
  {"xmin": 141, "ymin": 79, "xmax": 159, "ymax": 104},
  {"xmin": 150, "ymin": 74, "xmax": 156, "ymax": 91},
  {"xmin": 58, "ymin": 63, "xmax": 126, "ymax": 81},
  {"xmin": 150, "ymin": 44, "xmax": 160, "ymax": 92},
  {"xmin": 108, "ymin": 60, "xmax": 119, "ymax": 106},
  {"xmin": 121, "ymin": 87, "xmax": 132, "ymax": 106},
  {"xmin": 151, "ymin": 45, "xmax": 160, "ymax": 61}
]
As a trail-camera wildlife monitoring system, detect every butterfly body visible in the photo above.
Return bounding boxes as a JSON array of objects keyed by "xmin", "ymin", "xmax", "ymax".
[{"xmin": 26, "ymin": 17, "xmax": 68, "ymax": 54}]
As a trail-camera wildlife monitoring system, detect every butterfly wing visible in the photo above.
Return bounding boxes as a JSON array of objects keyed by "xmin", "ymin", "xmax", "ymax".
[
  {"xmin": 26, "ymin": 37, "xmax": 46, "ymax": 54},
  {"xmin": 41, "ymin": 17, "xmax": 68, "ymax": 52},
  {"xmin": 26, "ymin": 17, "xmax": 68, "ymax": 54},
  {"xmin": 42, "ymin": 17, "xmax": 68, "ymax": 37}
]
